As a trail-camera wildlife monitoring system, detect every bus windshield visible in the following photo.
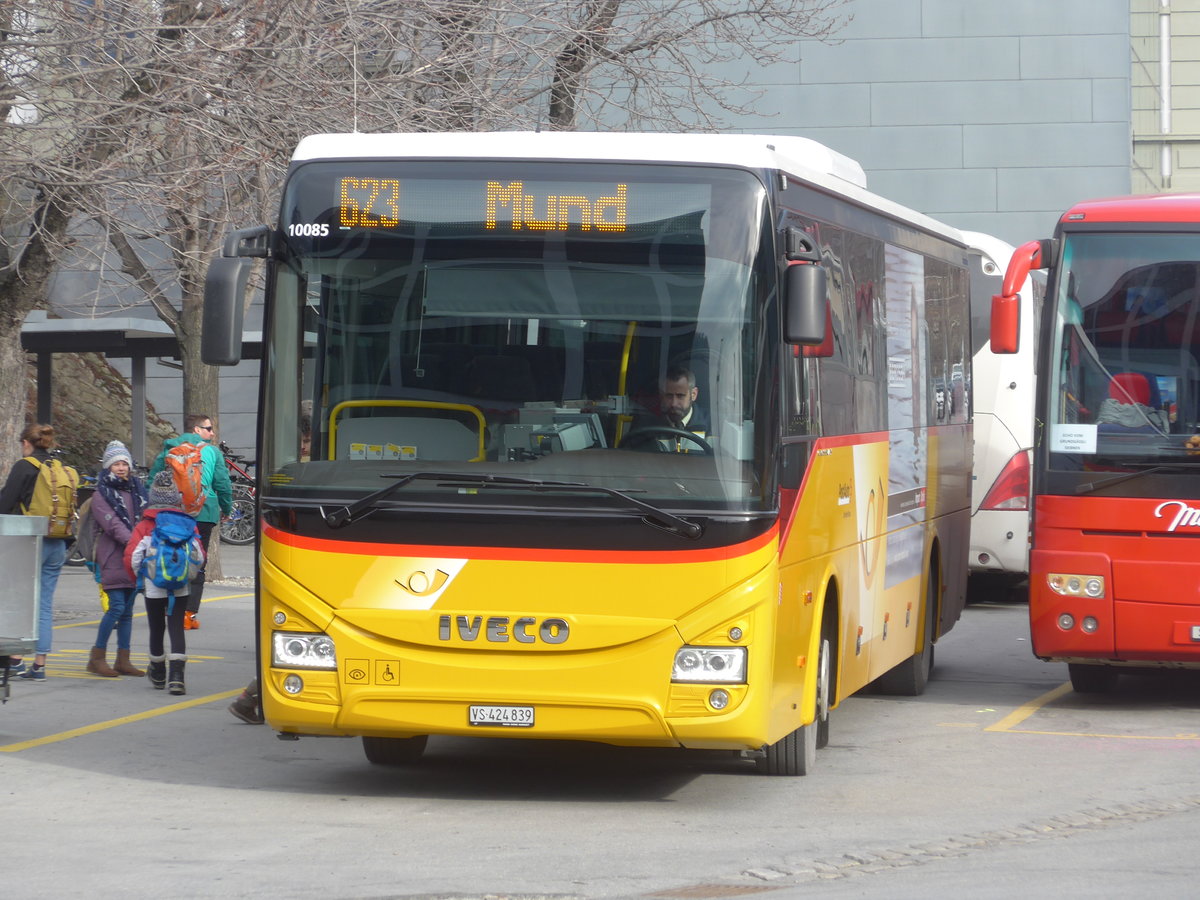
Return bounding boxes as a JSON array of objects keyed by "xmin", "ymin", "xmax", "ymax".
[
  {"xmin": 1046, "ymin": 231, "xmax": 1200, "ymax": 473},
  {"xmin": 262, "ymin": 160, "xmax": 773, "ymax": 513}
]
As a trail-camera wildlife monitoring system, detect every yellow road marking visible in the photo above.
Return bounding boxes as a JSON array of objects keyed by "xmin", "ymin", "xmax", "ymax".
[
  {"xmin": 985, "ymin": 681, "xmax": 1200, "ymax": 741},
  {"xmin": 55, "ymin": 592, "xmax": 253, "ymax": 630},
  {"xmin": 985, "ymin": 682, "xmax": 1072, "ymax": 732},
  {"xmin": 9, "ymin": 652, "xmax": 225, "ymax": 680},
  {"xmin": 991, "ymin": 728, "xmax": 1200, "ymax": 741},
  {"xmin": 0, "ymin": 689, "xmax": 242, "ymax": 753}
]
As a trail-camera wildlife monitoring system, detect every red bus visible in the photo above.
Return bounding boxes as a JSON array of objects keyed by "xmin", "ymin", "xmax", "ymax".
[{"xmin": 992, "ymin": 193, "xmax": 1200, "ymax": 692}]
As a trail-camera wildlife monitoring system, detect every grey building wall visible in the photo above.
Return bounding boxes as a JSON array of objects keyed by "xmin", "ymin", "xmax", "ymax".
[{"xmin": 716, "ymin": 0, "xmax": 1132, "ymax": 246}]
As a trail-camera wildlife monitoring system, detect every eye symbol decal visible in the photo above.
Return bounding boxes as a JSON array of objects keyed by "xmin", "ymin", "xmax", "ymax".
[{"xmin": 396, "ymin": 569, "xmax": 450, "ymax": 596}]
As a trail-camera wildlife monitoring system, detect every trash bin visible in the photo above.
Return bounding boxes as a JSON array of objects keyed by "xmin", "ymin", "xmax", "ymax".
[{"xmin": 0, "ymin": 514, "xmax": 43, "ymax": 702}]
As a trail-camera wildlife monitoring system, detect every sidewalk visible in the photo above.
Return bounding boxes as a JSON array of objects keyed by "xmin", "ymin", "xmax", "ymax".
[{"xmin": 51, "ymin": 540, "xmax": 255, "ymax": 625}]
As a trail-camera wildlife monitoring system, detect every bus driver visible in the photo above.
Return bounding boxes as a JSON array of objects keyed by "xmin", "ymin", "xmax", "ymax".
[{"xmin": 627, "ymin": 365, "xmax": 710, "ymax": 453}]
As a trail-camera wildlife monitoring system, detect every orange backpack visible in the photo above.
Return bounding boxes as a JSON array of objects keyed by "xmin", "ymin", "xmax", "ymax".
[{"xmin": 165, "ymin": 442, "xmax": 207, "ymax": 517}]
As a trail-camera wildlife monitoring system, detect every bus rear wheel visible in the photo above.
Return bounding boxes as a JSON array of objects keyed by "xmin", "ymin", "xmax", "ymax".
[
  {"xmin": 1068, "ymin": 663, "xmax": 1119, "ymax": 694},
  {"xmin": 873, "ymin": 563, "xmax": 938, "ymax": 696},
  {"xmin": 362, "ymin": 735, "xmax": 428, "ymax": 766}
]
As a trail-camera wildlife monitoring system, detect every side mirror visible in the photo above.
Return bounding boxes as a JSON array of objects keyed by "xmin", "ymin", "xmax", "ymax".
[
  {"xmin": 202, "ymin": 226, "xmax": 270, "ymax": 366},
  {"xmin": 202, "ymin": 257, "xmax": 253, "ymax": 365},
  {"xmin": 783, "ymin": 228, "xmax": 827, "ymax": 344},
  {"xmin": 989, "ymin": 293, "xmax": 1020, "ymax": 355},
  {"xmin": 989, "ymin": 238, "xmax": 1052, "ymax": 355}
]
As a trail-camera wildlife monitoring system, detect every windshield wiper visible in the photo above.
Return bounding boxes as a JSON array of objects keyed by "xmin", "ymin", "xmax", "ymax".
[
  {"xmin": 323, "ymin": 471, "xmax": 485, "ymax": 528},
  {"xmin": 461, "ymin": 478, "xmax": 704, "ymax": 540},
  {"xmin": 1074, "ymin": 461, "xmax": 1200, "ymax": 495},
  {"xmin": 323, "ymin": 471, "xmax": 703, "ymax": 539}
]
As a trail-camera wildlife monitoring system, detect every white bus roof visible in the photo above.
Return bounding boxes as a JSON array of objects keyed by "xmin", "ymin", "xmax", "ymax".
[{"xmin": 292, "ymin": 132, "xmax": 965, "ymax": 247}]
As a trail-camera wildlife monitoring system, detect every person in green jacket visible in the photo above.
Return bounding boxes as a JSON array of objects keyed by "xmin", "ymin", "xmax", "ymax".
[{"xmin": 149, "ymin": 413, "xmax": 233, "ymax": 630}]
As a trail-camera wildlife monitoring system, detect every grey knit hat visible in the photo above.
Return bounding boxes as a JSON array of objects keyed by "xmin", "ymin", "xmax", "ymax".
[
  {"xmin": 101, "ymin": 440, "xmax": 133, "ymax": 470},
  {"xmin": 148, "ymin": 471, "xmax": 182, "ymax": 509}
]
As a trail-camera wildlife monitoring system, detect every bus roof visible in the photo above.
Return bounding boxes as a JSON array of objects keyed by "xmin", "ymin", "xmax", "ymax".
[
  {"xmin": 1060, "ymin": 192, "xmax": 1200, "ymax": 224},
  {"xmin": 292, "ymin": 131, "xmax": 967, "ymax": 247}
]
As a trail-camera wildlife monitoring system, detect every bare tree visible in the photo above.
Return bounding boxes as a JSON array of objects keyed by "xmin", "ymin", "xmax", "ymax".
[{"xmin": 0, "ymin": 0, "xmax": 848, "ymax": 475}]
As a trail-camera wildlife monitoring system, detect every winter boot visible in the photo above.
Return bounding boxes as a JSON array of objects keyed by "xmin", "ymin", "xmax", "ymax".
[
  {"xmin": 228, "ymin": 679, "xmax": 264, "ymax": 724},
  {"xmin": 167, "ymin": 655, "xmax": 186, "ymax": 696},
  {"xmin": 86, "ymin": 647, "xmax": 119, "ymax": 678},
  {"xmin": 147, "ymin": 655, "xmax": 167, "ymax": 690},
  {"xmin": 114, "ymin": 649, "xmax": 145, "ymax": 677}
]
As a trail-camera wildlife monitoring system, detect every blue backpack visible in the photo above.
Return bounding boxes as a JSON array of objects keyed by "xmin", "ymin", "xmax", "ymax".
[{"xmin": 145, "ymin": 510, "xmax": 198, "ymax": 599}]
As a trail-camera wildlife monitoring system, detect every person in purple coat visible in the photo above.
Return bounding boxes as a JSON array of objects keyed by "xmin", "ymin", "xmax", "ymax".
[{"xmin": 86, "ymin": 440, "xmax": 149, "ymax": 677}]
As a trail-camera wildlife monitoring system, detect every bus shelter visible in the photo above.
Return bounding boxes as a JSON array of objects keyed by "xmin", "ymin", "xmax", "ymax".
[{"xmin": 20, "ymin": 310, "xmax": 261, "ymax": 465}]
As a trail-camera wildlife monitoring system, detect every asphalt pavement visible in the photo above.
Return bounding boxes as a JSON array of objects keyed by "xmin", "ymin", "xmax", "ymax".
[{"xmin": 4, "ymin": 539, "xmax": 256, "ymax": 693}]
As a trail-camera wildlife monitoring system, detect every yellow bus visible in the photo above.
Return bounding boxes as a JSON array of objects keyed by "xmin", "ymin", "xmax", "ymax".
[{"xmin": 203, "ymin": 132, "xmax": 972, "ymax": 774}]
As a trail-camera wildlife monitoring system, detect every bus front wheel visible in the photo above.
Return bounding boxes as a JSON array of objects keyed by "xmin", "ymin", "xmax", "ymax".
[
  {"xmin": 756, "ymin": 718, "xmax": 816, "ymax": 776},
  {"xmin": 362, "ymin": 735, "xmax": 428, "ymax": 766},
  {"xmin": 757, "ymin": 633, "xmax": 830, "ymax": 775},
  {"xmin": 1068, "ymin": 663, "xmax": 1119, "ymax": 694}
]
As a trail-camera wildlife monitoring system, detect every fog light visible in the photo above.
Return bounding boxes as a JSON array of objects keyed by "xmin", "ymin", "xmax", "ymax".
[
  {"xmin": 283, "ymin": 674, "xmax": 303, "ymax": 694},
  {"xmin": 1082, "ymin": 616, "xmax": 1099, "ymax": 633},
  {"xmin": 1058, "ymin": 613, "xmax": 1075, "ymax": 631},
  {"xmin": 709, "ymin": 689, "xmax": 730, "ymax": 710}
]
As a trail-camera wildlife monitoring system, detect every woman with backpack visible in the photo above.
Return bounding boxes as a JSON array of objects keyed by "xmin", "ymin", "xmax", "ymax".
[
  {"xmin": 85, "ymin": 440, "xmax": 149, "ymax": 678},
  {"xmin": 0, "ymin": 423, "xmax": 78, "ymax": 682},
  {"xmin": 126, "ymin": 471, "xmax": 205, "ymax": 695}
]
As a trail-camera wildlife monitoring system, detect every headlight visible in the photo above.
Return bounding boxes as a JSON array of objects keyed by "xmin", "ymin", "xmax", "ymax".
[
  {"xmin": 1047, "ymin": 573, "xmax": 1105, "ymax": 599},
  {"xmin": 272, "ymin": 632, "xmax": 337, "ymax": 669},
  {"xmin": 671, "ymin": 646, "xmax": 747, "ymax": 683}
]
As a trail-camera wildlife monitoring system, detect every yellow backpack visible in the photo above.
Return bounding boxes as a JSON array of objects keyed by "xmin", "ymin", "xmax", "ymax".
[{"xmin": 21, "ymin": 456, "xmax": 81, "ymax": 538}]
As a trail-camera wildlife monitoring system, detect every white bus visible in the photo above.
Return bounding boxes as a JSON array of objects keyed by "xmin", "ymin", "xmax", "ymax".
[{"xmin": 963, "ymin": 232, "xmax": 1041, "ymax": 599}]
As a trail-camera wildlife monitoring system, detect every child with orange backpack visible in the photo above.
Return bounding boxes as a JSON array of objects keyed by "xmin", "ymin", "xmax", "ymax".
[{"xmin": 147, "ymin": 414, "xmax": 232, "ymax": 630}]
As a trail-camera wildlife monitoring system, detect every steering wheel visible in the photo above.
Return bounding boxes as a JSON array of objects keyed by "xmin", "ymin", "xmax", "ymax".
[{"xmin": 621, "ymin": 426, "xmax": 714, "ymax": 456}]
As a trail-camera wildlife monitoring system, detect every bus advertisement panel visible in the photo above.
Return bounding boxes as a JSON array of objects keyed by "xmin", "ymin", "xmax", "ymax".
[{"xmin": 203, "ymin": 132, "xmax": 971, "ymax": 773}]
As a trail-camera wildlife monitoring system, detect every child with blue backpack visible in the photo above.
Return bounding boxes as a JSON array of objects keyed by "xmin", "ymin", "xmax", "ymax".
[{"xmin": 126, "ymin": 471, "xmax": 205, "ymax": 695}]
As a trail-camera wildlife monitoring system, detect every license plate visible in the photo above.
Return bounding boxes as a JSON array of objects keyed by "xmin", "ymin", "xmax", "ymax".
[{"xmin": 469, "ymin": 705, "xmax": 534, "ymax": 727}]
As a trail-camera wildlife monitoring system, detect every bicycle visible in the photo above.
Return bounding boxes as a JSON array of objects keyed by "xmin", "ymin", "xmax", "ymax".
[{"xmin": 219, "ymin": 441, "xmax": 257, "ymax": 546}]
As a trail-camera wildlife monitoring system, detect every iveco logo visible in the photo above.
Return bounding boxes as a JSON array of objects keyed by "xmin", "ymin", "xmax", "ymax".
[
  {"xmin": 438, "ymin": 615, "xmax": 570, "ymax": 644},
  {"xmin": 395, "ymin": 569, "xmax": 450, "ymax": 596}
]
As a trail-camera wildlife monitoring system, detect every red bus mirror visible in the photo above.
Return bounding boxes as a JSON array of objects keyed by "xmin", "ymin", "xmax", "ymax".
[
  {"xmin": 989, "ymin": 239, "xmax": 1052, "ymax": 355},
  {"xmin": 990, "ymin": 293, "xmax": 1020, "ymax": 354}
]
